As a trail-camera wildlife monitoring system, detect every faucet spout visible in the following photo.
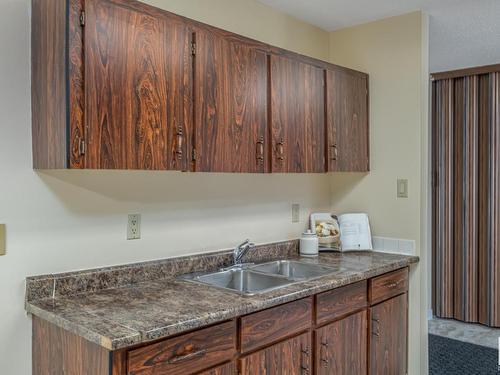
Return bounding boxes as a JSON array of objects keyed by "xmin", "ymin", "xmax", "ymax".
[{"xmin": 234, "ymin": 239, "xmax": 255, "ymax": 265}]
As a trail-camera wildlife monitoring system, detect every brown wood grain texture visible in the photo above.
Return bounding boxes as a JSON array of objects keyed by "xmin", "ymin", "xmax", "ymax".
[
  {"xmin": 315, "ymin": 310, "xmax": 368, "ymax": 375},
  {"xmin": 31, "ymin": 0, "xmax": 68, "ymax": 169},
  {"xmin": 240, "ymin": 332, "xmax": 311, "ymax": 375},
  {"xmin": 370, "ymin": 294, "xmax": 407, "ymax": 375},
  {"xmin": 32, "ymin": 316, "xmax": 110, "ymax": 375},
  {"xmin": 270, "ymin": 55, "xmax": 325, "ymax": 173},
  {"xmin": 434, "ymin": 69, "xmax": 500, "ymax": 327},
  {"xmin": 478, "ymin": 72, "xmax": 500, "ymax": 327},
  {"xmin": 433, "ymin": 78, "xmax": 455, "ymax": 318},
  {"xmin": 68, "ymin": 0, "xmax": 86, "ymax": 168},
  {"xmin": 369, "ymin": 268, "xmax": 408, "ymax": 305},
  {"xmin": 453, "ymin": 76, "xmax": 479, "ymax": 322},
  {"xmin": 316, "ymin": 280, "xmax": 368, "ymax": 325},
  {"xmin": 85, "ymin": 0, "xmax": 191, "ymax": 170},
  {"xmin": 240, "ymin": 297, "xmax": 312, "ymax": 353},
  {"xmin": 128, "ymin": 321, "xmax": 236, "ymax": 375},
  {"xmin": 197, "ymin": 362, "xmax": 237, "ymax": 375},
  {"xmin": 193, "ymin": 28, "xmax": 268, "ymax": 173},
  {"xmin": 326, "ymin": 69, "xmax": 369, "ymax": 172}
]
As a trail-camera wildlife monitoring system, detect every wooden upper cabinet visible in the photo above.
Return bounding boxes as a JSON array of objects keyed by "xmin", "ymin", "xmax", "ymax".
[
  {"xmin": 193, "ymin": 29, "xmax": 268, "ymax": 173},
  {"xmin": 270, "ymin": 55, "xmax": 326, "ymax": 173},
  {"xmin": 326, "ymin": 68, "xmax": 369, "ymax": 172},
  {"xmin": 32, "ymin": 0, "xmax": 369, "ymax": 173},
  {"xmin": 84, "ymin": 0, "xmax": 192, "ymax": 170}
]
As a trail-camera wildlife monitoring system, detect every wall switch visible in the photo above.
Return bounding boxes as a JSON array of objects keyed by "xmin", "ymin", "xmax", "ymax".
[
  {"xmin": 397, "ymin": 179, "xmax": 408, "ymax": 198},
  {"xmin": 0, "ymin": 224, "xmax": 5, "ymax": 256},
  {"xmin": 127, "ymin": 214, "xmax": 141, "ymax": 240},
  {"xmin": 291, "ymin": 204, "xmax": 300, "ymax": 223}
]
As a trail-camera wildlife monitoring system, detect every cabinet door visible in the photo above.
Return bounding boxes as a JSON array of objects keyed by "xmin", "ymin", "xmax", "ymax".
[
  {"xmin": 194, "ymin": 29, "xmax": 268, "ymax": 173},
  {"xmin": 85, "ymin": 0, "xmax": 191, "ymax": 170},
  {"xmin": 270, "ymin": 55, "xmax": 325, "ymax": 173},
  {"xmin": 326, "ymin": 69, "xmax": 369, "ymax": 172},
  {"xmin": 198, "ymin": 362, "xmax": 236, "ymax": 375},
  {"xmin": 315, "ymin": 309, "xmax": 368, "ymax": 375},
  {"xmin": 240, "ymin": 332, "xmax": 311, "ymax": 375},
  {"xmin": 370, "ymin": 293, "xmax": 408, "ymax": 375}
]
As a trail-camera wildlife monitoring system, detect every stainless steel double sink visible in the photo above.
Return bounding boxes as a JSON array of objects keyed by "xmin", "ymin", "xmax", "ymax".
[{"xmin": 179, "ymin": 260, "xmax": 342, "ymax": 296}]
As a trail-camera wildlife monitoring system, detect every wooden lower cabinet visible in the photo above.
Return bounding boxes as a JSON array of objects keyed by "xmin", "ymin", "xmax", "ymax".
[
  {"xmin": 240, "ymin": 332, "xmax": 311, "ymax": 375},
  {"xmin": 315, "ymin": 310, "xmax": 368, "ymax": 375},
  {"xmin": 370, "ymin": 293, "xmax": 408, "ymax": 375}
]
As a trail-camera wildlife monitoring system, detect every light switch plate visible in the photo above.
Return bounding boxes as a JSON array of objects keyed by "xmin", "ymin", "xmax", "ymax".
[
  {"xmin": 397, "ymin": 179, "xmax": 408, "ymax": 198},
  {"xmin": 0, "ymin": 224, "xmax": 5, "ymax": 256},
  {"xmin": 291, "ymin": 204, "xmax": 300, "ymax": 223}
]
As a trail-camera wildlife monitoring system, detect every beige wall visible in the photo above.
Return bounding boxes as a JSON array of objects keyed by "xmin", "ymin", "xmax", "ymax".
[
  {"xmin": 0, "ymin": 1, "xmax": 329, "ymax": 373},
  {"xmin": 145, "ymin": 0, "xmax": 330, "ymax": 60},
  {"xmin": 329, "ymin": 12, "xmax": 429, "ymax": 375}
]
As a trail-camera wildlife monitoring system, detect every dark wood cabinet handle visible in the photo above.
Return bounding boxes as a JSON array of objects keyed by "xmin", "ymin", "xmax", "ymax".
[
  {"xmin": 320, "ymin": 341, "xmax": 329, "ymax": 367},
  {"xmin": 300, "ymin": 345, "xmax": 310, "ymax": 373},
  {"xmin": 330, "ymin": 144, "xmax": 338, "ymax": 161},
  {"xmin": 176, "ymin": 126, "xmax": 184, "ymax": 159},
  {"xmin": 256, "ymin": 136, "xmax": 265, "ymax": 164},
  {"xmin": 372, "ymin": 317, "xmax": 381, "ymax": 337},
  {"xmin": 276, "ymin": 139, "xmax": 285, "ymax": 161},
  {"xmin": 167, "ymin": 348, "xmax": 207, "ymax": 364}
]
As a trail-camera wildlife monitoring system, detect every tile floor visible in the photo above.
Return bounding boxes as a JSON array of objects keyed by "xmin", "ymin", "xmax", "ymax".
[{"xmin": 429, "ymin": 317, "xmax": 500, "ymax": 349}]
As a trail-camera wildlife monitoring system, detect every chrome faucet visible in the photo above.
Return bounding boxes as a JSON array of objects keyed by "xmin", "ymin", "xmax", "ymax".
[{"xmin": 234, "ymin": 239, "xmax": 255, "ymax": 265}]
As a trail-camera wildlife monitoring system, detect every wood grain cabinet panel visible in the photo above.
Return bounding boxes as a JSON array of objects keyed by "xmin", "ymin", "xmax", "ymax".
[
  {"xmin": 193, "ymin": 28, "xmax": 268, "ymax": 173},
  {"xmin": 270, "ymin": 55, "xmax": 326, "ymax": 173},
  {"xmin": 316, "ymin": 280, "xmax": 368, "ymax": 325},
  {"xmin": 198, "ymin": 362, "xmax": 236, "ymax": 375},
  {"xmin": 370, "ymin": 294, "xmax": 408, "ymax": 375},
  {"xmin": 315, "ymin": 310, "xmax": 368, "ymax": 375},
  {"xmin": 240, "ymin": 297, "xmax": 312, "ymax": 353},
  {"xmin": 369, "ymin": 268, "xmax": 408, "ymax": 305},
  {"xmin": 127, "ymin": 321, "xmax": 236, "ymax": 375},
  {"xmin": 240, "ymin": 332, "xmax": 311, "ymax": 375},
  {"xmin": 85, "ymin": 0, "xmax": 192, "ymax": 170},
  {"xmin": 326, "ymin": 69, "xmax": 369, "ymax": 172}
]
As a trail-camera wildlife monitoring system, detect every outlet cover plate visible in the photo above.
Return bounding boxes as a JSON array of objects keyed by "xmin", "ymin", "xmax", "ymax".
[{"xmin": 127, "ymin": 214, "xmax": 141, "ymax": 240}]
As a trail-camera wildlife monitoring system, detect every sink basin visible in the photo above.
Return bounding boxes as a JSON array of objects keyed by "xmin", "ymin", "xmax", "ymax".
[
  {"xmin": 250, "ymin": 260, "xmax": 339, "ymax": 280},
  {"xmin": 182, "ymin": 269, "xmax": 294, "ymax": 296}
]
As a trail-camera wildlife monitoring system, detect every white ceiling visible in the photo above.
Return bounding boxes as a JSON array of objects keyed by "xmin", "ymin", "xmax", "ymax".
[{"xmin": 257, "ymin": 0, "xmax": 477, "ymax": 31}]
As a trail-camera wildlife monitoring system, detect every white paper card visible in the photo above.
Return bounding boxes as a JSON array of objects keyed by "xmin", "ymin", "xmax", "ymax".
[{"xmin": 338, "ymin": 213, "xmax": 373, "ymax": 251}]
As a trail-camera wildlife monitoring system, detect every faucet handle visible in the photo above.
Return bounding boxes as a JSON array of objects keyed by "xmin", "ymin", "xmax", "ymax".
[{"xmin": 237, "ymin": 239, "xmax": 251, "ymax": 248}]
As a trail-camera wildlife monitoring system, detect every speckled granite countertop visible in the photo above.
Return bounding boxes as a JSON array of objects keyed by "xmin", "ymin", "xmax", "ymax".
[{"xmin": 25, "ymin": 240, "xmax": 418, "ymax": 351}]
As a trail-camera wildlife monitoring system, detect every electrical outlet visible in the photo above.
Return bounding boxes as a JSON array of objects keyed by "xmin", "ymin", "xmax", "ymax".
[
  {"xmin": 292, "ymin": 204, "xmax": 300, "ymax": 223},
  {"xmin": 127, "ymin": 214, "xmax": 141, "ymax": 240},
  {"xmin": 0, "ymin": 224, "xmax": 5, "ymax": 256}
]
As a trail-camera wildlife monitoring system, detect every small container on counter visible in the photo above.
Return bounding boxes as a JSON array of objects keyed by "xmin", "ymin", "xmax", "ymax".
[{"xmin": 300, "ymin": 230, "xmax": 319, "ymax": 257}]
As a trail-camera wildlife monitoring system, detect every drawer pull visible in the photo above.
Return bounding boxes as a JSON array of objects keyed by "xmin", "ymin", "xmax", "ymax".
[
  {"xmin": 276, "ymin": 139, "xmax": 285, "ymax": 161},
  {"xmin": 167, "ymin": 348, "xmax": 207, "ymax": 364},
  {"xmin": 388, "ymin": 281, "xmax": 399, "ymax": 288}
]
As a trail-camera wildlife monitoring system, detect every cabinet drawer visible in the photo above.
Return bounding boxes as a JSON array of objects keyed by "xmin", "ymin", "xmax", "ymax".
[
  {"xmin": 127, "ymin": 321, "xmax": 236, "ymax": 375},
  {"xmin": 316, "ymin": 280, "xmax": 368, "ymax": 325},
  {"xmin": 240, "ymin": 297, "xmax": 312, "ymax": 353},
  {"xmin": 369, "ymin": 268, "xmax": 408, "ymax": 305}
]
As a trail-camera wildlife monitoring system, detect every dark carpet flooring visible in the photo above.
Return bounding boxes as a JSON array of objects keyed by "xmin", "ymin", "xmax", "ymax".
[{"xmin": 429, "ymin": 334, "xmax": 499, "ymax": 374}]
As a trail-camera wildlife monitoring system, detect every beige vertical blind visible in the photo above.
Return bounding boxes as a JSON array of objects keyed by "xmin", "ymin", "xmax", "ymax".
[{"xmin": 433, "ymin": 67, "xmax": 500, "ymax": 327}]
